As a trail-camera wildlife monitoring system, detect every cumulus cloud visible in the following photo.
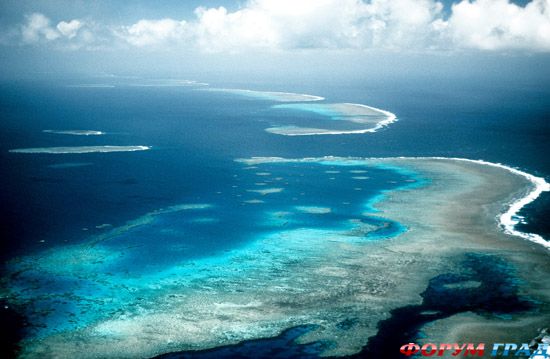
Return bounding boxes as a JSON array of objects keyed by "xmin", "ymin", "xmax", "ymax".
[
  {"xmin": 56, "ymin": 20, "xmax": 83, "ymax": 39},
  {"xmin": 192, "ymin": 5, "xmax": 280, "ymax": 51},
  {"xmin": 124, "ymin": 0, "xmax": 550, "ymax": 52},
  {"xmin": 122, "ymin": 19, "xmax": 188, "ymax": 47},
  {"xmin": 13, "ymin": 0, "xmax": 550, "ymax": 52},
  {"xmin": 447, "ymin": 0, "xmax": 550, "ymax": 51},
  {"xmin": 118, "ymin": 0, "xmax": 445, "ymax": 51},
  {"xmin": 20, "ymin": 13, "xmax": 86, "ymax": 45},
  {"xmin": 21, "ymin": 13, "xmax": 60, "ymax": 43}
]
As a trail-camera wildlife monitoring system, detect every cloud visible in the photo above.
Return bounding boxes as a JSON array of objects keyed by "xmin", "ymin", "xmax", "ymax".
[
  {"xmin": 121, "ymin": 19, "xmax": 188, "ymax": 47},
  {"xmin": 447, "ymin": 0, "xmax": 550, "ymax": 51},
  {"xmin": 192, "ymin": 6, "xmax": 280, "ymax": 52},
  {"xmin": 128, "ymin": 0, "xmax": 550, "ymax": 52},
  {"xmin": 21, "ymin": 13, "xmax": 60, "ymax": 43},
  {"xmin": 129, "ymin": 0, "xmax": 445, "ymax": 52},
  {"xmin": 20, "ymin": 13, "xmax": 86, "ymax": 45},
  {"xmin": 57, "ymin": 20, "xmax": 83, "ymax": 39},
  {"xmin": 12, "ymin": 0, "xmax": 550, "ymax": 52}
]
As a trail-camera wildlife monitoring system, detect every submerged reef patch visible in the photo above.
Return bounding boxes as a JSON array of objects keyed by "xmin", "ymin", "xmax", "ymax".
[
  {"xmin": 3, "ymin": 157, "xmax": 548, "ymax": 358},
  {"xmin": 204, "ymin": 88, "xmax": 324, "ymax": 102},
  {"xmin": 43, "ymin": 130, "xmax": 105, "ymax": 136},
  {"xmin": 9, "ymin": 145, "xmax": 151, "ymax": 154},
  {"xmin": 355, "ymin": 253, "xmax": 534, "ymax": 359},
  {"xmin": 200, "ymin": 88, "xmax": 395, "ymax": 136},
  {"xmin": 266, "ymin": 103, "xmax": 397, "ymax": 136}
]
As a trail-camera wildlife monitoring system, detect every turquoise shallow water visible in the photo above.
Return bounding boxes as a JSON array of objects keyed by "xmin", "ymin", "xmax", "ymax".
[
  {"xmin": 4, "ymin": 159, "xmax": 421, "ymax": 340},
  {"xmin": 1, "ymin": 78, "xmax": 548, "ymax": 357},
  {"xmin": 267, "ymin": 103, "xmax": 394, "ymax": 135}
]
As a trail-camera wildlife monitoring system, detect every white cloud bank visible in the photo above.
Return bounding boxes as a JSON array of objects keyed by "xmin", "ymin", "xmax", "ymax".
[
  {"xmin": 21, "ymin": 13, "xmax": 62, "ymax": 42},
  {"xmin": 13, "ymin": 0, "xmax": 550, "ymax": 52},
  {"xmin": 447, "ymin": 0, "xmax": 550, "ymax": 50},
  {"xmin": 56, "ymin": 20, "xmax": 83, "ymax": 39},
  {"xmin": 122, "ymin": 19, "xmax": 189, "ymax": 47}
]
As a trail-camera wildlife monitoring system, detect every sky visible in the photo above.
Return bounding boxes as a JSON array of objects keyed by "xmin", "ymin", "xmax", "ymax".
[{"xmin": 0, "ymin": 0, "xmax": 549, "ymax": 81}]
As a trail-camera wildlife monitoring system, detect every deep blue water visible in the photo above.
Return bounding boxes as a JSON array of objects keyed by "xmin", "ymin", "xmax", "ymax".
[
  {"xmin": 0, "ymin": 75, "xmax": 548, "ymax": 357},
  {"xmin": 1, "ymin": 78, "xmax": 548, "ymax": 259}
]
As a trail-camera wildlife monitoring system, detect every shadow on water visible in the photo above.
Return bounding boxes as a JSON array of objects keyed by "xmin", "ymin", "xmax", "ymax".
[
  {"xmin": 0, "ymin": 299, "xmax": 27, "ymax": 359},
  {"xmin": 353, "ymin": 253, "xmax": 534, "ymax": 359},
  {"xmin": 153, "ymin": 325, "xmax": 330, "ymax": 359},
  {"xmin": 155, "ymin": 253, "xmax": 534, "ymax": 359}
]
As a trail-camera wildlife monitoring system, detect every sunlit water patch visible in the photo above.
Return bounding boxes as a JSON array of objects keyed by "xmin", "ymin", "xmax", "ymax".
[{"xmin": 3, "ymin": 158, "xmax": 424, "ymax": 357}]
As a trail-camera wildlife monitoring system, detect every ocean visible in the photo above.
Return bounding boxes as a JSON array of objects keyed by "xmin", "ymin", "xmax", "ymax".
[{"xmin": 0, "ymin": 74, "xmax": 549, "ymax": 357}]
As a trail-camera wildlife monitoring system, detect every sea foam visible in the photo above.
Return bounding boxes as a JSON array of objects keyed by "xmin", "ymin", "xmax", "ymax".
[
  {"xmin": 9, "ymin": 145, "xmax": 150, "ymax": 154},
  {"xmin": 267, "ymin": 103, "xmax": 397, "ymax": 136},
  {"xmin": 425, "ymin": 157, "xmax": 550, "ymax": 250},
  {"xmin": 43, "ymin": 130, "xmax": 105, "ymax": 136},
  {"xmin": 238, "ymin": 156, "xmax": 550, "ymax": 250}
]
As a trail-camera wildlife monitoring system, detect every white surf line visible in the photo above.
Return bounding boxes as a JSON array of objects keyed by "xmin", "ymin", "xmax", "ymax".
[
  {"xmin": 237, "ymin": 156, "xmax": 550, "ymax": 250},
  {"xmin": 9, "ymin": 145, "xmax": 151, "ymax": 154},
  {"xmin": 266, "ymin": 103, "xmax": 398, "ymax": 136},
  {"xmin": 420, "ymin": 157, "xmax": 550, "ymax": 250},
  {"xmin": 203, "ymin": 88, "xmax": 396, "ymax": 135},
  {"xmin": 43, "ymin": 130, "xmax": 105, "ymax": 136}
]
